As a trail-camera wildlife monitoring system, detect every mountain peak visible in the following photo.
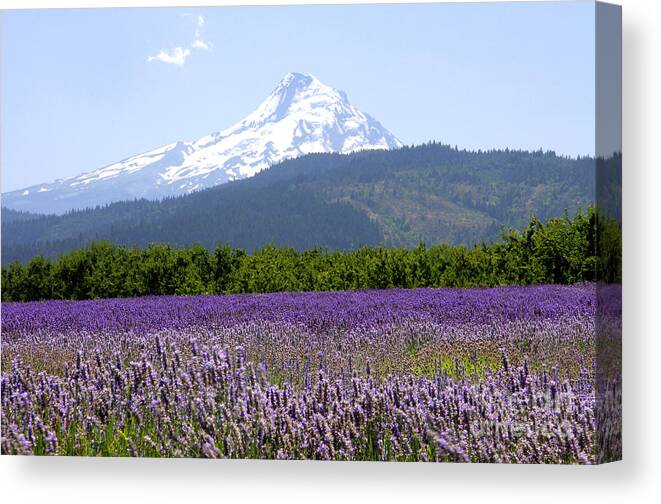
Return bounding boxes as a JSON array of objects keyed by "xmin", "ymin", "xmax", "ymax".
[
  {"xmin": 243, "ymin": 72, "xmax": 348, "ymax": 127},
  {"xmin": 280, "ymin": 71, "xmax": 316, "ymax": 87},
  {"xmin": 3, "ymin": 73, "xmax": 402, "ymax": 214}
]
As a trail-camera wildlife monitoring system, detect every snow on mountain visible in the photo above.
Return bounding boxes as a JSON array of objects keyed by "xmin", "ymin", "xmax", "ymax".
[{"xmin": 2, "ymin": 72, "xmax": 402, "ymax": 215}]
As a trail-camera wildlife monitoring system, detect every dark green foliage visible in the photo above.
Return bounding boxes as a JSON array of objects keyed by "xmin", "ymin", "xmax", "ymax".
[
  {"xmin": 1, "ymin": 207, "xmax": 621, "ymax": 302},
  {"xmin": 1, "ymin": 143, "xmax": 595, "ymax": 263}
]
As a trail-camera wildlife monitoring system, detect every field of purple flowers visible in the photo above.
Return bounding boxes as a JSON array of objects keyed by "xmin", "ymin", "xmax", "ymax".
[{"xmin": 1, "ymin": 284, "xmax": 621, "ymax": 463}]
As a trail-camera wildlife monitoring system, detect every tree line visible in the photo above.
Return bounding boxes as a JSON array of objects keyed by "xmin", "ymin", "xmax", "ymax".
[{"xmin": 1, "ymin": 207, "xmax": 621, "ymax": 302}]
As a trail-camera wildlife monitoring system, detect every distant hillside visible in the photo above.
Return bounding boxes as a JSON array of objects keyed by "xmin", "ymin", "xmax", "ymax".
[
  {"xmin": 1, "ymin": 208, "xmax": 46, "ymax": 224},
  {"xmin": 1, "ymin": 143, "xmax": 595, "ymax": 263}
]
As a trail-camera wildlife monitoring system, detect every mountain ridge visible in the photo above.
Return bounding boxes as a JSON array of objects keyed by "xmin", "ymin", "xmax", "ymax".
[{"xmin": 1, "ymin": 142, "xmax": 596, "ymax": 263}]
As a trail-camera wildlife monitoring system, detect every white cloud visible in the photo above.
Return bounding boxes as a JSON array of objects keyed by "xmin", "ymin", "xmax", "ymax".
[
  {"xmin": 192, "ymin": 39, "xmax": 211, "ymax": 51},
  {"xmin": 148, "ymin": 47, "xmax": 191, "ymax": 67},
  {"xmin": 148, "ymin": 14, "xmax": 211, "ymax": 67},
  {"xmin": 193, "ymin": 15, "xmax": 212, "ymax": 51}
]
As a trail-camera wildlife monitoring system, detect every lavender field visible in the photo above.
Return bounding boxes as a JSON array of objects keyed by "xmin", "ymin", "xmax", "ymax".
[{"xmin": 1, "ymin": 284, "xmax": 621, "ymax": 463}]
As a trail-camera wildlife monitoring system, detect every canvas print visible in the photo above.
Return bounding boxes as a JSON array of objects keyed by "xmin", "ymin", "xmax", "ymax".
[{"xmin": 0, "ymin": 1, "xmax": 621, "ymax": 463}]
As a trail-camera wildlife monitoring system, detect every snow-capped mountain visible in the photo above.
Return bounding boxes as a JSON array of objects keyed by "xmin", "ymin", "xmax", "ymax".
[{"xmin": 2, "ymin": 72, "xmax": 402, "ymax": 215}]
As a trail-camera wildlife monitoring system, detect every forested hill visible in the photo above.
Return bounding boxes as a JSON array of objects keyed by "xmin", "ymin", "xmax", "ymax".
[{"xmin": 1, "ymin": 143, "xmax": 595, "ymax": 263}]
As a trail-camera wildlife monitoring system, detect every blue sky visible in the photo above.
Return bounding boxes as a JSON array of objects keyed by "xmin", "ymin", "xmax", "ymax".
[{"xmin": 1, "ymin": 2, "xmax": 595, "ymax": 192}]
